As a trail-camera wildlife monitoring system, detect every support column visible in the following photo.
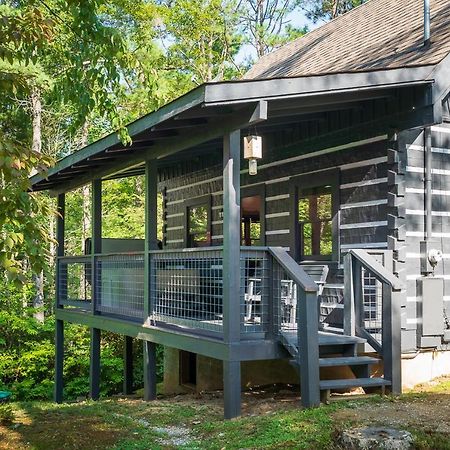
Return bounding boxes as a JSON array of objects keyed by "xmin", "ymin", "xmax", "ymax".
[
  {"xmin": 54, "ymin": 193, "xmax": 65, "ymax": 403},
  {"xmin": 123, "ymin": 336, "xmax": 134, "ymax": 395},
  {"xmin": 90, "ymin": 180, "xmax": 102, "ymax": 400},
  {"xmin": 144, "ymin": 160, "xmax": 158, "ymax": 400},
  {"xmin": 90, "ymin": 327, "xmax": 101, "ymax": 400},
  {"xmin": 143, "ymin": 341, "xmax": 157, "ymax": 401},
  {"xmin": 222, "ymin": 130, "xmax": 242, "ymax": 419}
]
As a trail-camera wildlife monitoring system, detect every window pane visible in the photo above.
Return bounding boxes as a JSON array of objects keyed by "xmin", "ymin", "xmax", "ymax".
[
  {"xmin": 302, "ymin": 222, "xmax": 312, "ymax": 256},
  {"xmin": 298, "ymin": 197, "xmax": 309, "ymax": 222},
  {"xmin": 320, "ymin": 220, "xmax": 332, "ymax": 255},
  {"xmin": 317, "ymin": 193, "xmax": 332, "ymax": 220},
  {"xmin": 189, "ymin": 205, "xmax": 208, "ymax": 246}
]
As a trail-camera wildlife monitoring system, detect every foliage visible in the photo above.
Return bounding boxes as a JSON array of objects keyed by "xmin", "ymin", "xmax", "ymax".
[
  {"xmin": 0, "ymin": 403, "xmax": 14, "ymax": 425},
  {"xmin": 302, "ymin": 0, "xmax": 366, "ymax": 23}
]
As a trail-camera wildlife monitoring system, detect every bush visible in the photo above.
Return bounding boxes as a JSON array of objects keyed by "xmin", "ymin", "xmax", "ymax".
[
  {"xmin": 0, "ymin": 279, "xmax": 164, "ymax": 401},
  {"xmin": 0, "ymin": 403, "xmax": 15, "ymax": 424}
]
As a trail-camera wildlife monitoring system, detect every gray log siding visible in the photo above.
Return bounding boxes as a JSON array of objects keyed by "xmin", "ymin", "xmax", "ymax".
[
  {"xmin": 402, "ymin": 124, "xmax": 450, "ymax": 351},
  {"xmin": 159, "ymin": 137, "xmax": 391, "ymax": 330}
]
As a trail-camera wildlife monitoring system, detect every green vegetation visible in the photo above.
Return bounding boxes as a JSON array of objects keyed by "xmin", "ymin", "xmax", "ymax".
[{"xmin": 1, "ymin": 377, "xmax": 449, "ymax": 449}]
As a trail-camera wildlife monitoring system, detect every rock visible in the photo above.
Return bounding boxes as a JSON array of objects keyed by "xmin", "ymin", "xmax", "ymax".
[{"xmin": 339, "ymin": 427, "xmax": 413, "ymax": 450}]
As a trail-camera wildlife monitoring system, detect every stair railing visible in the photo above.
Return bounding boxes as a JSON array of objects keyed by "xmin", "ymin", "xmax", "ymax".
[
  {"xmin": 268, "ymin": 247, "xmax": 320, "ymax": 407},
  {"xmin": 343, "ymin": 249, "xmax": 403, "ymax": 394}
]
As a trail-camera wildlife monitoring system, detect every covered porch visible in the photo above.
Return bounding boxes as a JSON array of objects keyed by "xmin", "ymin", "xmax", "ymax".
[{"xmin": 31, "ymin": 67, "xmax": 438, "ymax": 418}]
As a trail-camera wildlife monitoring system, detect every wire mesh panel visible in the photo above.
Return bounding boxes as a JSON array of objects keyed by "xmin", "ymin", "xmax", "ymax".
[
  {"xmin": 95, "ymin": 253, "xmax": 145, "ymax": 319},
  {"xmin": 272, "ymin": 260, "xmax": 299, "ymax": 333},
  {"xmin": 362, "ymin": 264, "xmax": 384, "ymax": 344},
  {"xmin": 57, "ymin": 256, "xmax": 91, "ymax": 308},
  {"xmin": 240, "ymin": 249, "xmax": 270, "ymax": 334},
  {"xmin": 151, "ymin": 248, "xmax": 224, "ymax": 332}
]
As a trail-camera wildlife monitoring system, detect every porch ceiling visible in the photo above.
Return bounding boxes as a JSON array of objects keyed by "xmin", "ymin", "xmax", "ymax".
[{"xmin": 30, "ymin": 65, "xmax": 440, "ymax": 194}]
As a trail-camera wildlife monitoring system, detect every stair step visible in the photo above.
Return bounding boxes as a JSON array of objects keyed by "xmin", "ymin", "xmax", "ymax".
[
  {"xmin": 281, "ymin": 331, "xmax": 366, "ymax": 347},
  {"xmin": 319, "ymin": 356, "xmax": 380, "ymax": 367},
  {"xmin": 320, "ymin": 377, "xmax": 390, "ymax": 390},
  {"xmin": 289, "ymin": 356, "xmax": 380, "ymax": 368}
]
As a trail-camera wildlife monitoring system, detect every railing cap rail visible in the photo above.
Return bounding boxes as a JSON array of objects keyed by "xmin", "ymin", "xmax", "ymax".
[
  {"xmin": 268, "ymin": 247, "xmax": 318, "ymax": 293},
  {"xmin": 348, "ymin": 249, "xmax": 403, "ymax": 290}
]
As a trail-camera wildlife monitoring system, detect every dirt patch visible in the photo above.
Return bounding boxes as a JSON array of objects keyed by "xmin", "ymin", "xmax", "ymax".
[{"xmin": 0, "ymin": 410, "xmax": 128, "ymax": 450}]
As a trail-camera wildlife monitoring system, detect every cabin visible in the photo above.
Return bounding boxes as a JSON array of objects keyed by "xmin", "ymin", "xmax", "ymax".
[{"xmin": 31, "ymin": 0, "xmax": 450, "ymax": 418}]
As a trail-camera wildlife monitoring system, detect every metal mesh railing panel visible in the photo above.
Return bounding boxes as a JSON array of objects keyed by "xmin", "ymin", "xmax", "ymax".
[
  {"xmin": 57, "ymin": 257, "xmax": 91, "ymax": 308},
  {"xmin": 362, "ymin": 267, "xmax": 383, "ymax": 344},
  {"xmin": 151, "ymin": 249, "xmax": 224, "ymax": 332},
  {"xmin": 240, "ymin": 249, "xmax": 270, "ymax": 334},
  {"xmin": 272, "ymin": 260, "xmax": 299, "ymax": 334},
  {"xmin": 95, "ymin": 253, "xmax": 145, "ymax": 319}
]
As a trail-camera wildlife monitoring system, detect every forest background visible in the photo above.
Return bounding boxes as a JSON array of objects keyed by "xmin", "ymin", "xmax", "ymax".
[{"xmin": 0, "ymin": 0, "xmax": 364, "ymax": 401}]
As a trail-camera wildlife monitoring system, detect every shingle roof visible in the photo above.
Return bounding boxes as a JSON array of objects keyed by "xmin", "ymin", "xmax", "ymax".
[{"xmin": 244, "ymin": 0, "xmax": 450, "ymax": 80}]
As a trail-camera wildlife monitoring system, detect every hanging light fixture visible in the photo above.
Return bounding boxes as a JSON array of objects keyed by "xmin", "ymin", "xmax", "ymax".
[{"xmin": 244, "ymin": 135, "xmax": 262, "ymax": 176}]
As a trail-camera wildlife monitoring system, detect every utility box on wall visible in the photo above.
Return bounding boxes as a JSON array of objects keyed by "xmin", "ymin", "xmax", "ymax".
[{"xmin": 417, "ymin": 277, "xmax": 444, "ymax": 344}]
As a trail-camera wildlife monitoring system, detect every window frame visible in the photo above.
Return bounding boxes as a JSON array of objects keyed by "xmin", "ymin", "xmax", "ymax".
[
  {"xmin": 184, "ymin": 195, "xmax": 212, "ymax": 248},
  {"xmin": 290, "ymin": 169, "xmax": 340, "ymax": 262}
]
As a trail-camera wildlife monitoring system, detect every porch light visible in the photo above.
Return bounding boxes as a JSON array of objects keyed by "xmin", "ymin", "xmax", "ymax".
[{"xmin": 244, "ymin": 135, "xmax": 262, "ymax": 176}]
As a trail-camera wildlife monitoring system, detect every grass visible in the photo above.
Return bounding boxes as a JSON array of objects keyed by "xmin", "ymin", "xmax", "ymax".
[{"xmin": 0, "ymin": 377, "xmax": 449, "ymax": 449}]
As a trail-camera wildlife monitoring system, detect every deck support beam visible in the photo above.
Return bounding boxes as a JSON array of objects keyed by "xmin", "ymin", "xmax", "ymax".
[
  {"xmin": 222, "ymin": 130, "xmax": 242, "ymax": 418},
  {"xmin": 143, "ymin": 341, "xmax": 157, "ymax": 401},
  {"xmin": 90, "ymin": 180, "xmax": 102, "ymax": 400},
  {"xmin": 90, "ymin": 327, "xmax": 101, "ymax": 400},
  {"xmin": 298, "ymin": 291, "xmax": 321, "ymax": 408},
  {"xmin": 123, "ymin": 336, "xmax": 134, "ymax": 395},
  {"xmin": 143, "ymin": 160, "xmax": 158, "ymax": 400},
  {"xmin": 54, "ymin": 193, "xmax": 65, "ymax": 403}
]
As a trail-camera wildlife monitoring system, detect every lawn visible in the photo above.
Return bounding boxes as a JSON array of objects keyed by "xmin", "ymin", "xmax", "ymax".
[{"xmin": 0, "ymin": 377, "xmax": 449, "ymax": 449}]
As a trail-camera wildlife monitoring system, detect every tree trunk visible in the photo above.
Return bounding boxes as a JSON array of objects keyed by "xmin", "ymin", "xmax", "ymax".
[
  {"xmin": 31, "ymin": 87, "xmax": 45, "ymax": 323},
  {"xmin": 332, "ymin": 0, "xmax": 340, "ymax": 18}
]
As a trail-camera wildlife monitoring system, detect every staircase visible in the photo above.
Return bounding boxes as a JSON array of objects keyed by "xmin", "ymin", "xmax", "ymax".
[{"xmin": 280, "ymin": 330, "xmax": 391, "ymax": 398}]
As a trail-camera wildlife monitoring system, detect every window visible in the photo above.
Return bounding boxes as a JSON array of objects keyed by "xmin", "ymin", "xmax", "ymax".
[
  {"xmin": 298, "ymin": 186, "xmax": 333, "ymax": 259},
  {"xmin": 187, "ymin": 204, "xmax": 209, "ymax": 247},
  {"xmin": 241, "ymin": 195, "xmax": 262, "ymax": 246}
]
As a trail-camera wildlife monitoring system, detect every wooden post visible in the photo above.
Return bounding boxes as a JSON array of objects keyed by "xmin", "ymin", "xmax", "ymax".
[
  {"xmin": 143, "ymin": 341, "xmax": 157, "ymax": 401},
  {"xmin": 297, "ymin": 289, "xmax": 320, "ymax": 408},
  {"xmin": 222, "ymin": 130, "xmax": 241, "ymax": 418},
  {"xmin": 352, "ymin": 259, "xmax": 363, "ymax": 332},
  {"xmin": 123, "ymin": 336, "xmax": 134, "ymax": 395},
  {"xmin": 144, "ymin": 160, "xmax": 158, "ymax": 400},
  {"xmin": 90, "ymin": 327, "xmax": 101, "ymax": 400},
  {"xmin": 54, "ymin": 193, "xmax": 65, "ymax": 403},
  {"xmin": 343, "ymin": 253, "xmax": 355, "ymax": 336},
  {"xmin": 90, "ymin": 180, "xmax": 102, "ymax": 400},
  {"xmin": 383, "ymin": 287, "xmax": 402, "ymax": 394}
]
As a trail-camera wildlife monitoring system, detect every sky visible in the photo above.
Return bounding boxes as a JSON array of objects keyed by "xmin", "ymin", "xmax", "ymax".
[{"xmin": 236, "ymin": 7, "xmax": 322, "ymax": 64}]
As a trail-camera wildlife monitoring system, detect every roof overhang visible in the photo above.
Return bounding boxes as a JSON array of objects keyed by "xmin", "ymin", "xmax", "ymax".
[{"xmin": 30, "ymin": 64, "xmax": 445, "ymax": 194}]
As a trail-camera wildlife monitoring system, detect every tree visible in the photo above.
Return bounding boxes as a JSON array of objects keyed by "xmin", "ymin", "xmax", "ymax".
[
  {"xmin": 239, "ymin": 0, "xmax": 306, "ymax": 59},
  {"xmin": 302, "ymin": 0, "xmax": 365, "ymax": 23}
]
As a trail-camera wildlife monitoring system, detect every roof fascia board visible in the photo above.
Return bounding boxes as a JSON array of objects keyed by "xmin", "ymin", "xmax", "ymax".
[
  {"xmin": 30, "ymin": 85, "xmax": 206, "ymax": 186},
  {"xmin": 428, "ymin": 53, "xmax": 450, "ymax": 123},
  {"xmin": 203, "ymin": 66, "xmax": 436, "ymax": 105}
]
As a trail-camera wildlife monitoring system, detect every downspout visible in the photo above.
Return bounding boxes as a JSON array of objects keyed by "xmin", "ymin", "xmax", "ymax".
[
  {"xmin": 424, "ymin": 127, "xmax": 432, "ymax": 241},
  {"xmin": 424, "ymin": 0, "xmax": 430, "ymax": 46}
]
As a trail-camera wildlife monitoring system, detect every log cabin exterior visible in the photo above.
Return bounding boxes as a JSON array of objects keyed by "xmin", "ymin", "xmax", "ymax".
[{"xmin": 31, "ymin": 0, "xmax": 450, "ymax": 418}]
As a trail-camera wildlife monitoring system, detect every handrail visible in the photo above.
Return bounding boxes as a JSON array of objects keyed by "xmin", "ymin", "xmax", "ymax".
[
  {"xmin": 349, "ymin": 249, "xmax": 403, "ymax": 290},
  {"xmin": 268, "ymin": 247, "xmax": 318, "ymax": 293}
]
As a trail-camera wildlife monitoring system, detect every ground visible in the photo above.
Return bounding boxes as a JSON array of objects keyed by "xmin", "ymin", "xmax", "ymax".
[{"xmin": 0, "ymin": 377, "xmax": 449, "ymax": 450}]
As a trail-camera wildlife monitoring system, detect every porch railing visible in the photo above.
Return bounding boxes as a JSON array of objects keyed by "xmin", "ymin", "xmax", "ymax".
[
  {"xmin": 57, "ymin": 247, "xmax": 271, "ymax": 336},
  {"xmin": 343, "ymin": 249, "xmax": 403, "ymax": 393}
]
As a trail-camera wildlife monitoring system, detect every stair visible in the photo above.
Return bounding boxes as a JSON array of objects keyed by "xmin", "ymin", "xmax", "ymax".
[{"xmin": 280, "ymin": 330, "xmax": 389, "ymax": 398}]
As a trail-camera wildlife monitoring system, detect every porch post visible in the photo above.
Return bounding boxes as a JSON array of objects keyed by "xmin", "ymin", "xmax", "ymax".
[
  {"xmin": 123, "ymin": 336, "xmax": 134, "ymax": 395},
  {"xmin": 54, "ymin": 194, "xmax": 65, "ymax": 403},
  {"xmin": 222, "ymin": 130, "xmax": 241, "ymax": 419},
  {"xmin": 90, "ymin": 179, "xmax": 102, "ymax": 400},
  {"xmin": 143, "ymin": 159, "xmax": 158, "ymax": 401}
]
